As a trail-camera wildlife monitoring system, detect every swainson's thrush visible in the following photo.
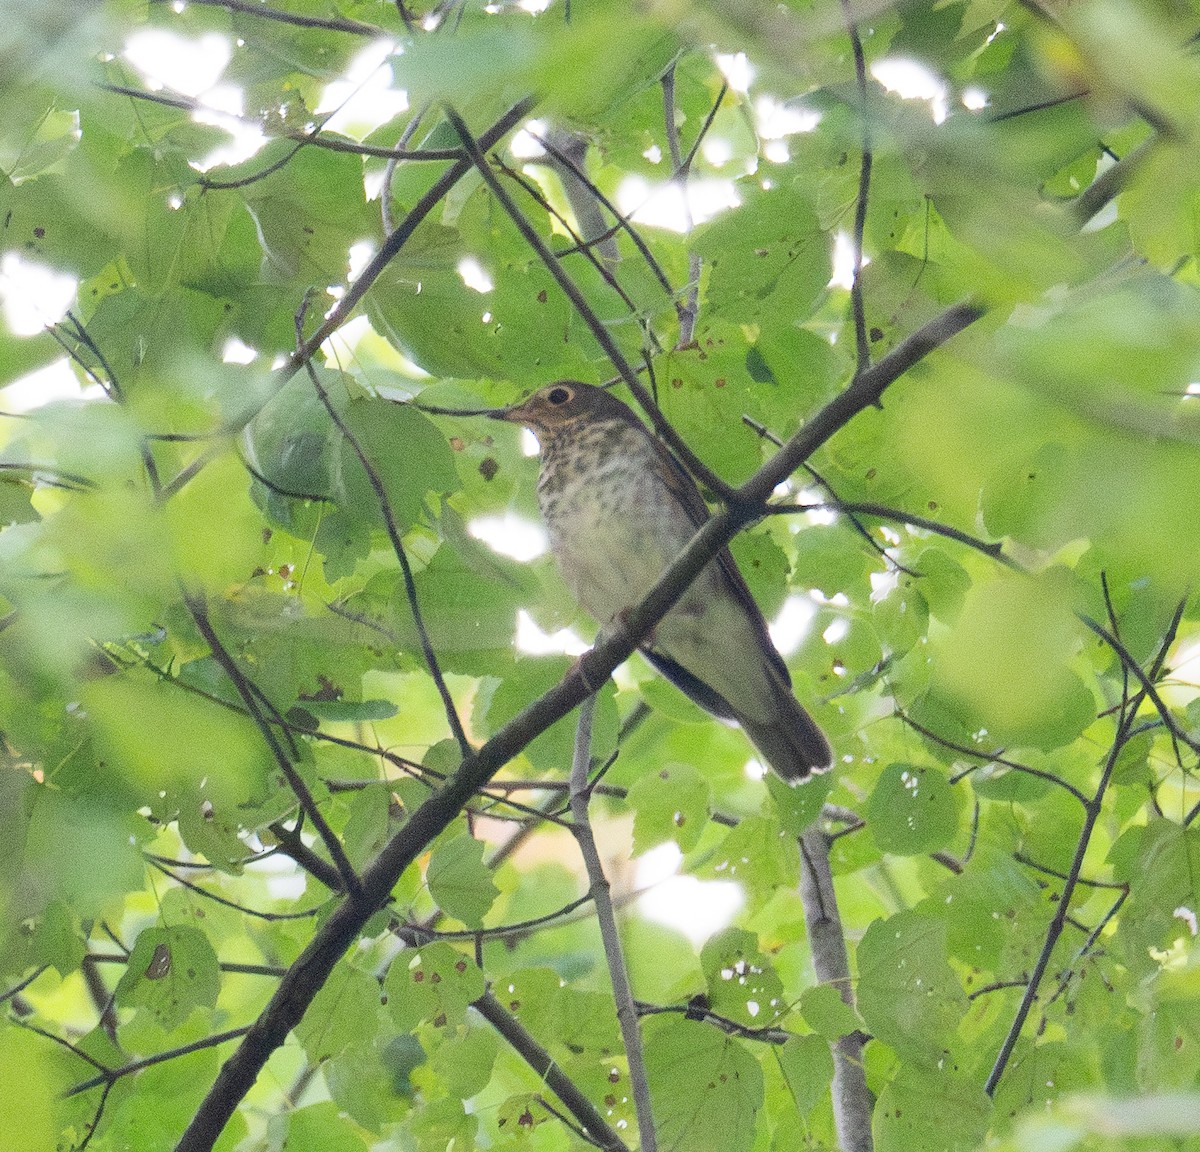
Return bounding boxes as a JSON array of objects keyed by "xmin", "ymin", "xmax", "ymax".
[{"xmin": 498, "ymin": 381, "xmax": 832, "ymax": 782}]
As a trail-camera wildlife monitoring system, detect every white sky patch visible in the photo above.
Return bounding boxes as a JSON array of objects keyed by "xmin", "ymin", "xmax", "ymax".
[
  {"xmin": 515, "ymin": 609, "xmax": 588, "ymax": 656},
  {"xmin": 457, "ymin": 257, "xmax": 494, "ymax": 294},
  {"xmin": 348, "ymin": 240, "xmax": 376, "ymax": 282},
  {"xmin": 469, "ymin": 512, "xmax": 547, "ymax": 562},
  {"xmin": 321, "ymin": 313, "xmax": 373, "ymax": 366},
  {"xmin": 768, "ymin": 594, "xmax": 817, "ymax": 657},
  {"xmin": 222, "ymin": 337, "xmax": 257, "ymax": 365},
  {"xmin": 716, "ymin": 51, "xmax": 754, "ymax": 94},
  {"xmin": 755, "ymin": 94, "xmax": 820, "ymax": 139},
  {"xmin": 871, "ymin": 57, "xmax": 949, "ymax": 125},
  {"xmin": 870, "ymin": 569, "xmax": 900, "ymax": 602},
  {"xmin": 245, "ymin": 847, "xmax": 308, "ymax": 902},
  {"xmin": 510, "ymin": 120, "xmax": 548, "ymax": 159},
  {"xmin": 829, "ymin": 230, "xmax": 868, "ymax": 290},
  {"xmin": 763, "ymin": 141, "xmax": 790, "ymax": 164},
  {"xmin": 1174, "ymin": 906, "xmax": 1198, "ymax": 937},
  {"xmin": 615, "ymin": 175, "xmax": 741, "ymax": 232},
  {"xmin": 636, "ymin": 842, "xmax": 744, "ymax": 946},
  {"xmin": 700, "ymin": 137, "xmax": 731, "ymax": 167},
  {"xmin": 520, "ymin": 427, "xmax": 541, "ymax": 457},
  {"xmin": 962, "ymin": 87, "xmax": 989, "ymax": 111},
  {"xmin": 124, "ymin": 29, "xmax": 232, "ymax": 96},
  {"xmin": 316, "ymin": 40, "xmax": 408, "ymax": 136},
  {"xmin": 1, "ymin": 360, "xmax": 105, "ymax": 414},
  {"xmin": 519, "ymin": 0, "xmax": 552, "ymax": 12},
  {"xmin": 0, "ymin": 254, "xmax": 77, "ymax": 336}
]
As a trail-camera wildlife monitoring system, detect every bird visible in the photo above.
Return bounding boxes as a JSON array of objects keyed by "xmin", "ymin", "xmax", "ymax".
[{"xmin": 495, "ymin": 380, "xmax": 833, "ymax": 783}]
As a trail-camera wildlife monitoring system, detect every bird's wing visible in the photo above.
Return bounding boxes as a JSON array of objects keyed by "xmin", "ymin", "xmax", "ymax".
[{"xmin": 644, "ymin": 428, "xmax": 792, "ymax": 688}]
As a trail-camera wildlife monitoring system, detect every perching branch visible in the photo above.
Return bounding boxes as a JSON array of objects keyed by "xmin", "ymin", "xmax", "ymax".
[
  {"xmin": 568, "ymin": 695, "xmax": 657, "ymax": 1152},
  {"xmin": 172, "ymin": 295, "xmax": 978, "ymax": 1152}
]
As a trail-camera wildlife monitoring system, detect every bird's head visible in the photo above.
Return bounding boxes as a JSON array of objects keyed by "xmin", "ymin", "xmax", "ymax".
[{"xmin": 494, "ymin": 381, "xmax": 631, "ymax": 440}]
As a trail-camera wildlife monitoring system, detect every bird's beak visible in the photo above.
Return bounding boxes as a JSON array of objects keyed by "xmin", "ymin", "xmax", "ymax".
[{"xmin": 490, "ymin": 397, "xmax": 531, "ymax": 424}]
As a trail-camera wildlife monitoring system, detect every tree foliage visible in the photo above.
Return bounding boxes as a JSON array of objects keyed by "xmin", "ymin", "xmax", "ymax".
[{"xmin": 3, "ymin": 1, "xmax": 1200, "ymax": 1150}]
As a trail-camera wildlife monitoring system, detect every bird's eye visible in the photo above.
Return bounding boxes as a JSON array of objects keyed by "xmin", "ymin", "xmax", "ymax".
[{"xmin": 546, "ymin": 385, "xmax": 573, "ymax": 406}]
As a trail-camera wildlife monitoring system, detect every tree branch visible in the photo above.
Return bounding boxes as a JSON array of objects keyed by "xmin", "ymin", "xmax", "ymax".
[
  {"xmin": 799, "ymin": 825, "xmax": 873, "ymax": 1152},
  {"xmin": 568, "ymin": 696, "xmax": 657, "ymax": 1151},
  {"xmin": 840, "ymin": 0, "xmax": 873, "ymax": 375}
]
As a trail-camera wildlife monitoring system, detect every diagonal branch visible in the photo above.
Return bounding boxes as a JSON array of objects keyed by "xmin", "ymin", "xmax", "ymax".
[{"xmin": 184, "ymin": 592, "xmax": 364, "ymax": 900}]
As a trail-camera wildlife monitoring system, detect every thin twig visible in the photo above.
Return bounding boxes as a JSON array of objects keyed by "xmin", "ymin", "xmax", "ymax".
[
  {"xmin": 445, "ymin": 103, "xmax": 737, "ymax": 502},
  {"xmin": 153, "ymin": 0, "xmax": 383, "ymax": 34},
  {"xmin": 64, "ymin": 1027, "xmax": 252, "ymax": 1098},
  {"xmin": 299, "ymin": 356, "xmax": 470, "ymax": 758},
  {"xmin": 184, "ymin": 592, "xmax": 365, "ymax": 900},
  {"xmin": 569, "ymin": 695, "xmax": 657, "ymax": 1151},
  {"xmin": 662, "ymin": 64, "xmax": 700, "ymax": 347},
  {"xmin": 840, "ymin": 0, "xmax": 873, "ymax": 375}
]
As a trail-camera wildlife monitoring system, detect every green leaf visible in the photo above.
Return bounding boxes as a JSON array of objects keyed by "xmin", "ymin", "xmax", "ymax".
[
  {"xmin": 274, "ymin": 1102, "xmax": 370, "ymax": 1152},
  {"xmin": 700, "ymin": 927, "xmax": 787, "ymax": 1029},
  {"xmin": 425, "ymin": 834, "xmax": 499, "ymax": 928},
  {"xmin": 384, "ymin": 943, "xmax": 484, "ymax": 1032},
  {"xmin": 644, "ymin": 1017, "xmax": 764, "ymax": 1152},
  {"xmin": 628, "ymin": 761, "xmax": 711, "ymax": 854},
  {"xmin": 866, "ymin": 762, "xmax": 964, "ymax": 855},
  {"xmin": 776, "ymin": 1033, "xmax": 835, "ymax": 1118},
  {"xmin": 295, "ymin": 961, "xmax": 382, "ymax": 1064},
  {"xmin": 114, "ymin": 925, "xmax": 220, "ymax": 1032},
  {"xmin": 929, "ymin": 570, "xmax": 1094, "ymax": 750},
  {"xmin": 875, "ymin": 1063, "xmax": 992, "ymax": 1152},
  {"xmin": 799, "ymin": 983, "xmax": 861, "ymax": 1042},
  {"xmin": 699, "ymin": 815, "xmax": 800, "ymax": 902},
  {"xmin": 856, "ymin": 910, "xmax": 969, "ymax": 1065}
]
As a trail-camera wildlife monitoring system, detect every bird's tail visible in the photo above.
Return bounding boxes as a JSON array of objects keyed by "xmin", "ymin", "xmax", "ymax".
[{"xmin": 736, "ymin": 674, "xmax": 833, "ymax": 784}]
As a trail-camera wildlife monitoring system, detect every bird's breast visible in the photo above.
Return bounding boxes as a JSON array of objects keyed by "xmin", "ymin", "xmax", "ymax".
[{"xmin": 536, "ymin": 422, "xmax": 698, "ymax": 623}]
